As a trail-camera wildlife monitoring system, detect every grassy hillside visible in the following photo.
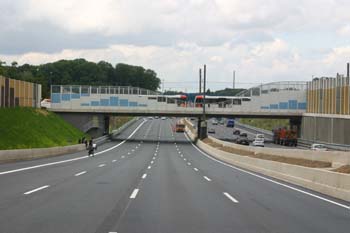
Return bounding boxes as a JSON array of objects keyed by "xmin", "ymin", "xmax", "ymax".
[
  {"xmin": 239, "ymin": 118, "xmax": 289, "ymax": 131},
  {"xmin": 0, "ymin": 108, "xmax": 85, "ymax": 150}
]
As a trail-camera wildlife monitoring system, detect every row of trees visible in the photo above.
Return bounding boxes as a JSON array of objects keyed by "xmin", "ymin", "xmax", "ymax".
[{"xmin": 0, "ymin": 59, "xmax": 161, "ymax": 97}]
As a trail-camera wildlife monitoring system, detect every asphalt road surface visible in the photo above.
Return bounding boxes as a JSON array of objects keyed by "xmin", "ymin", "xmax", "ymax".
[{"xmin": 0, "ymin": 118, "xmax": 349, "ymax": 233}]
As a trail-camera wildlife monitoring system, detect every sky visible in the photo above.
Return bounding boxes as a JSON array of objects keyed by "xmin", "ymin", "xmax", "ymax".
[{"xmin": 1, "ymin": 0, "xmax": 350, "ymax": 91}]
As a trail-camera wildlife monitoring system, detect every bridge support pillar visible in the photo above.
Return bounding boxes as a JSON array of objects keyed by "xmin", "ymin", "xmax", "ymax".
[
  {"xmin": 198, "ymin": 117, "xmax": 207, "ymax": 139},
  {"xmin": 104, "ymin": 115, "xmax": 110, "ymax": 135},
  {"xmin": 290, "ymin": 117, "xmax": 302, "ymax": 138}
]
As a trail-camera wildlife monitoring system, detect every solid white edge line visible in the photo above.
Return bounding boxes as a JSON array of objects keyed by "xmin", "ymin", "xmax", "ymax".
[
  {"xmin": 203, "ymin": 176, "xmax": 211, "ymax": 181},
  {"xmin": 130, "ymin": 189, "xmax": 139, "ymax": 199},
  {"xmin": 0, "ymin": 120, "xmax": 146, "ymax": 176},
  {"xmin": 75, "ymin": 171, "xmax": 87, "ymax": 176},
  {"xmin": 184, "ymin": 133, "xmax": 350, "ymax": 210},
  {"xmin": 24, "ymin": 185, "xmax": 50, "ymax": 195},
  {"xmin": 142, "ymin": 173, "xmax": 147, "ymax": 179},
  {"xmin": 223, "ymin": 192, "xmax": 239, "ymax": 203}
]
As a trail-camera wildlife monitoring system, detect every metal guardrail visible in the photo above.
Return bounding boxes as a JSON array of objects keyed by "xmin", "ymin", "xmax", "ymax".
[
  {"xmin": 111, "ymin": 117, "xmax": 139, "ymax": 137},
  {"xmin": 235, "ymin": 122, "xmax": 273, "ymax": 138}
]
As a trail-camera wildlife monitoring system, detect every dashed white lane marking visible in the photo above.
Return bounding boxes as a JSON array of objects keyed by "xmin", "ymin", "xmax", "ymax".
[
  {"xmin": 98, "ymin": 164, "xmax": 106, "ymax": 167},
  {"xmin": 153, "ymin": 157, "xmax": 156, "ymax": 159},
  {"xmin": 154, "ymin": 153, "xmax": 157, "ymax": 156},
  {"xmin": 203, "ymin": 176, "xmax": 211, "ymax": 181},
  {"xmin": 75, "ymin": 171, "xmax": 87, "ymax": 176},
  {"xmin": 142, "ymin": 173, "xmax": 147, "ymax": 179},
  {"xmin": 128, "ymin": 152, "xmax": 131, "ymax": 155},
  {"xmin": 183, "ymin": 158, "xmax": 187, "ymax": 161},
  {"xmin": 24, "ymin": 185, "xmax": 50, "ymax": 195},
  {"xmin": 223, "ymin": 192, "xmax": 239, "ymax": 203},
  {"xmin": 112, "ymin": 160, "xmax": 117, "ymax": 162},
  {"xmin": 151, "ymin": 161, "xmax": 154, "ymax": 164},
  {"xmin": 148, "ymin": 166, "xmax": 151, "ymax": 169},
  {"xmin": 130, "ymin": 189, "xmax": 139, "ymax": 199},
  {"xmin": 178, "ymin": 151, "xmax": 181, "ymax": 154},
  {"xmin": 121, "ymin": 156, "xmax": 125, "ymax": 159},
  {"xmin": 184, "ymin": 133, "xmax": 350, "ymax": 210},
  {"xmin": 187, "ymin": 162, "xmax": 191, "ymax": 166},
  {"xmin": 131, "ymin": 149, "xmax": 134, "ymax": 152},
  {"xmin": 109, "ymin": 232, "xmax": 118, "ymax": 233},
  {"xmin": 194, "ymin": 168, "xmax": 199, "ymax": 172},
  {"xmin": 180, "ymin": 155, "xmax": 183, "ymax": 157}
]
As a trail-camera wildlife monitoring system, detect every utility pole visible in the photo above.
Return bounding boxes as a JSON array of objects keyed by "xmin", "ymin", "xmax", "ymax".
[
  {"xmin": 199, "ymin": 68, "xmax": 202, "ymax": 94},
  {"xmin": 233, "ymin": 70, "xmax": 235, "ymax": 89},
  {"xmin": 162, "ymin": 79, "xmax": 165, "ymax": 93},
  {"xmin": 203, "ymin": 64, "xmax": 206, "ymax": 115}
]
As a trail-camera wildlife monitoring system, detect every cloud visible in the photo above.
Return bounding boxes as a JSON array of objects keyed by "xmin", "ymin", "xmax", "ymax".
[{"xmin": 1, "ymin": 0, "xmax": 350, "ymax": 91}]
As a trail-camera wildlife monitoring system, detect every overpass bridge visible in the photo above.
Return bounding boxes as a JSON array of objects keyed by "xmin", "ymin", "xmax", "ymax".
[
  {"xmin": 50, "ymin": 82, "xmax": 307, "ymax": 118},
  {"xmin": 49, "ymin": 82, "xmax": 307, "ymax": 136}
]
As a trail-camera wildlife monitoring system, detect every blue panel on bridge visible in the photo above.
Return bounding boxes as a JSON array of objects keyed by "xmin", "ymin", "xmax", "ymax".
[
  {"xmin": 91, "ymin": 101, "xmax": 100, "ymax": 106},
  {"xmin": 260, "ymin": 106, "xmax": 269, "ymax": 109},
  {"xmin": 81, "ymin": 93, "xmax": 90, "ymax": 97},
  {"xmin": 110, "ymin": 97, "xmax": 119, "ymax": 106},
  {"xmin": 62, "ymin": 94, "xmax": 71, "ymax": 101},
  {"xmin": 279, "ymin": 102, "xmax": 288, "ymax": 109},
  {"xmin": 138, "ymin": 104, "xmax": 147, "ymax": 107},
  {"xmin": 100, "ymin": 99, "xmax": 109, "ymax": 106},
  {"xmin": 288, "ymin": 100, "xmax": 298, "ymax": 109},
  {"xmin": 129, "ymin": 102, "xmax": 138, "ymax": 107},
  {"xmin": 270, "ymin": 104, "xmax": 278, "ymax": 109},
  {"xmin": 80, "ymin": 103, "xmax": 90, "ymax": 106},
  {"xmin": 51, "ymin": 94, "xmax": 61, "ymax": 103},
  {"xmin": 71, "ymin": 94, "xmax": 80, "ymax": 99},
  {"xmin": 119, "ymin": 99, "xmax": 128, "ymax": 106},
  {"xmin": 298, "ymin": 102, "xmax": 307, "ymax": 109}
]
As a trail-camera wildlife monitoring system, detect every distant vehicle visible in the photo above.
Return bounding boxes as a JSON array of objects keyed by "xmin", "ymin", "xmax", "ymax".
[
  {"xmin": 155, "ymin": 116, "xmax": 159, "ymax": 119},
  {"xmin": 161, "ymin": 116, "xmax": 167, "ymax": 120},
  {"xmin": 208, "ymin": 128, "xmax": 216, "ymax": 134},
  {"xmin": 253, "ymin": 134, "xmax": 265, "ymax": 147},
  {"xmin": 147, "ymin": 116, "xmax": 153, "ymax": 120},
  {"xmin": 273, "ymin": 128, "xmax": 297, "ymax": 146},
  {"xmin": 236, "ymin": 134, "xmax": 249, "ymax": 145},
  {"xmin": 175, "ymin": 122, "xmax": 185, "ymax": 132},
  {"xmin": 226, "ymin": 119, "xmax": 235, "ymax": 128},
  {"xmin": 40, "ymin": 99, "xmax": 51, "ymax": 109},
  {"xmin": 311, "ymin": 144, "xmax": 327, "ymax": 151},
  {"xmin": 219, "ymin": 119, "xmax": 225, "ymax": 125},
  {"xmin": 190, "ymin": 118, "xmax": 196, "ymax": 121},
  {"xmin": 233, "ymin": 129, "xmax": 241, "ymax": 135},
  {"xmin": 211, "ymin": 119, "xmax": 218, "ymax": 125}
]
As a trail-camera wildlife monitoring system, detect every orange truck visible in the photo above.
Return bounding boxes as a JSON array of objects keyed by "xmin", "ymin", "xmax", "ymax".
[
  {"xmin": 175, "ymin": 122, "xmax": 185, "ymax": 132},
  {"xmin": 273, "ymin": 128, "xmax": 297, "ymax": 147}
]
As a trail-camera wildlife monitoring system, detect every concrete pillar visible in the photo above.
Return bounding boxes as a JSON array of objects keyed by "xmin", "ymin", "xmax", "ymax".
[
  {"xmin": 104, "ymin": 115, "xmax": 110, "ymax": 135},
  {"xmin": 289, "ymin": 117, "xmax": 302, "ymax": 137}
]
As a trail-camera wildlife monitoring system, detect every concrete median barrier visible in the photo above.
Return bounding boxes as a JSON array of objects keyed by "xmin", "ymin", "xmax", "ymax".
[
  {"xmin": 208, "ymin": 136, "xmax": 350, "ymax": 167},
  {"xmin": 0, "ymin": 144, "xmax": 86, "ymax": 163}
]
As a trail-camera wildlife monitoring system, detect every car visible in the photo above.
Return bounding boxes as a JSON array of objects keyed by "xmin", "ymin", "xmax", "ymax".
[
  {"xmin": 240, "ymin": 133, "xmax": 248, "ymax": 138},
  {"xmin": 161, "ymin": 116, "xmax": 167, "ymax": 120},
  {"xmin": 236, "ymin": 136, "xmax": 250, "ymax": 145},
  {"xmin": 208, "ymin": 128, "xmax": 216, "ymax": 134},
  {"xmin": 233, "ymin": 129, "xmax": 241, "ymax": 135},
  {"xmin": 155, "ymin": 116, "xmax": 159, "ymax": 119},
  {"xmin": 219, "ymin": 119, "xmax": 225, "ymax": 125},
  {"xmin": 211, "ymin": 119, "xmax": 218, "ymax": 125},
  {"xmin": 311, "ymin": 143, "xmax": 327, "ymax": 151},
  {"xmin": 252, "ymin": 137, "xmax": 265, "ymax": 147},
  {"xmin": 147, "ymin": 116, "xmax": 153, "ymax": 120}
]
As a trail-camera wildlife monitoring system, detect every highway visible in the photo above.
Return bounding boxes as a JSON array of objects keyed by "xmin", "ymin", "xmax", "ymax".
[{"xmin": 0, "ymin": 118, "xmax": 349, "ymax": 233}]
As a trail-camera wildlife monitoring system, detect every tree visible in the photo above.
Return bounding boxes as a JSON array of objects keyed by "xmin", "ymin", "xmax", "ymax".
[{"xmin": 11, "ymin": 61, "xmax": 18, "ymax": 67}]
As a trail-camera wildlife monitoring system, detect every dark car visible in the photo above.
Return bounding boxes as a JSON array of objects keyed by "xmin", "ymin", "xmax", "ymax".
[
  {"xmin": 233, "ymin": 129, "xmax": 241, "ymax": 135},
  {"xmin": 236, "ymin": 133, "xmax": 249, "ymax": 145}
]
